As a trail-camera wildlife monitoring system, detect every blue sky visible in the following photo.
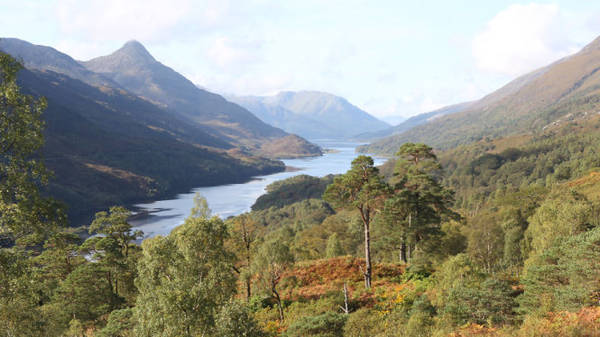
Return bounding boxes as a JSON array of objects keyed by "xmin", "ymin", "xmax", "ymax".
[{"xmin": 2, "ymin": 1, "xmax": 600, "ymax": 124}]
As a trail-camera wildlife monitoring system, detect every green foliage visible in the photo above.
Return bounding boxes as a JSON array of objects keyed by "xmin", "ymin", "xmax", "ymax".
[
  {"xmin": 214, "ymin": 300, "xmax": 266, "ymax": 337},
  {"xmin": 519, "ymin": 226, "xmax": 600, "ymax": 315},
  {"xmin": 4, "ymin": 58, "xmax": 600, "ymax": 337},
  {"xmin": 248, "ymin": 199, "xmax": 336, "ymax": 261},
  {"xmin": 82, "ymin": 206, "xmax": 142, "ymax": 303},
  {"xmin": 253, "ymin": 239, "xmax": 294, "ymax": 321},
  {"xmin": 443, "ymin": 129, "xmax": 600, "ymax": 210},
  {"xmin": 252, "ymin": 199, "xmax": 334, "ymax": 232},
  {"xmin": 323, "ymin": 156, "xmax": 389, "ymax": 214},
  {"xmin": 285, "ymin": 312, "xmax": 347, "ymax": 337},
  {"xmin": 0, "ymin": 52, "xmax": 65, "ymax": 245},
  {"xmin": 50, "ymin": 263, "xmax": 123, "ymax": 326},
  {"xmin": 0, "ymin": 249, "xmax": 46, "ymax": 337},
  {"xmin": 323, "ymin": 155, "xmax": 389, "ymax": 288},
  {"xmin": 0, "ymin": 52, "xmax": 67, "ymax": 336},
  {"xmin": 524, "ymin": 190, "xmax": 598, "ymax": 257},
  {"xmin": 466, "ymin": 209, "xmax": 505, "ymax": 272},
  {"xmin": 325, "ymin": 233, "xmax": 344, "ymax": 258},
  {"xmin": 378, "ymin": 143, "xmax": 457, "ymax": 264},
  {"xmin": 252, "ymin": 174, "xmax": 335, "ymax": 211},
  {"xmin": 134, "ymin": 214, "xmax": 237, "ymax": 336},
  {"xmin": 190, "ymin": 192, "xmax": 212, "ymax": 219},
  {"xmin": 343, "ymin": 308, "xmax": 385, "ymax": 337},
  {"xmin": 442, "ymin": 277, "xmax": 518, "ymax": 326},
  {"xmin": 97, "ymin": 308, "xmax": 134, "ymax": 337},
  {"xmin": 227, "ymin": 213, "xmax": 264, "ymax": 300}
]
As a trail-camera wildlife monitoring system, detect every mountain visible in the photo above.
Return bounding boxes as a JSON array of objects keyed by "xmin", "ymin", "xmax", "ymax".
[
  {"xmin": 229, "ymin": 91, "xmax": 390, "ymax": 140},
  {"xmin": 1, "ymin": 38, "xmax": 321, "ymax": 158},
  {"xmin": 359, "ymin": 36, "xmax": 600, "ymax": 155},
  {"xmin": 13, "ymin": 67, "xmax": 284, "ymax": 224},
  {"xmin": 354, "ymin": 102, "xmax": 473, "ymax": 141},
  {"xmin": 82, "ymin": 41, "xmax": 290, "ymax": 149},
  {"xmin": 0, "ymin": 39, "xmax": 300, "ymax": 224},
  {"xmin": 0, "ymin": 37, "xmax": 120, "ymax": 88}
]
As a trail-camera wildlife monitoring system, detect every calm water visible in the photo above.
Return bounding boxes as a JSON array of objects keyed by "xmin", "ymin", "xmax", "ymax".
[{"xmin": 131, "ymin": 141, "xmax": 384, "ymax": 238}]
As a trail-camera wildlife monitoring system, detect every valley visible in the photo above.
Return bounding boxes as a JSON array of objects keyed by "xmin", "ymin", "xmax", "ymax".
[{"xmin": 3, "ymin": 4, "xmax": 600, "ymax": 337}]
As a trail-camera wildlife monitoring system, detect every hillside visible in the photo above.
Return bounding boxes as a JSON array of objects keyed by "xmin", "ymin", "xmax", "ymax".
[
  {"xmin": 229, "ymin": 91, "xmax": 389, "ymax": 140},
  {"xmin": 15, "ymin": 67, "xmax": 284, "ymax": 224},
  {"xmin": 0, "ymin": 37, "xmax": 121, "ymax": 88},
  {"xmin": 1, "ymin": 38, "xmax": 321, "ymax": 157},
  {"xmin": 354, "ymin": 101, "xmax": 473, "ymax": 141},
  {"xmin": 359, "ymin": 35, "xmax": 600, "ymax": 155},
  {"xmin": 251, "ymin": 174, "xmax": 335, "ymax": 211},
  {"xmin": 258, "ymin": 134, "xmax": 323, "ymax": 159},
  {"xmin": 83, "ymin": 41, "xmax": 293, "ymax": 149}
]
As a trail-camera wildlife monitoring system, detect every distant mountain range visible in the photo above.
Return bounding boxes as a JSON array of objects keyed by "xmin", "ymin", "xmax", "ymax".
[
  {"xmin": 229, "ymin": 91, "xmax": 390, "ymax": 140},
  {"xmin": 0, "ymin": 38, "xmax": 321, "ymax": 223},
  {"xmin": 359, "ymin": 36, "xmax": 600, "ymax": 155}
]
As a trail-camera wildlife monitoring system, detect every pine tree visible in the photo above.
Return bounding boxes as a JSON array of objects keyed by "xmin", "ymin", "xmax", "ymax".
[{"xmin": 323, "ymin": 155, "xmax": 389, "ymax": 288}]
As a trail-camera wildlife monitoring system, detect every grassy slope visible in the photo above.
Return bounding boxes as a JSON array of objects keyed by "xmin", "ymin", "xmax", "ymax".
[{"xmin": 359, "ymin": 36, "xmax": 600, "ymax": 155}]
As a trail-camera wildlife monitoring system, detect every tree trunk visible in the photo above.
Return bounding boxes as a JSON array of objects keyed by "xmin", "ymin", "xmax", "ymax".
[
  {"xmin": 245, "ymin": 278, "xmax": 251, "ymax": 301},
  {"xmin": 400, "ymin": 240, "xmax": 407, "ymax": 263},
  {"xmin": 341, "ymin": 282, "xmax": 350, "ymax": 314},
  {"xmin": 245, "ymin": 234, "xmax": 252, "ymax": 300},
  {"xmin": 363, "ymin": 221, "xmax": 372, "ymax": 289},
  {"xmin": 273, "ymin": 288, "xmax": 284, "ymax": 321}
]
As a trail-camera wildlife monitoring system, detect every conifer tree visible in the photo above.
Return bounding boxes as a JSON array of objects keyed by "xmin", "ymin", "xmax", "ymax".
[{"xmin": 324, "ymin": 155, "xmax": 389, "ymax": 288}]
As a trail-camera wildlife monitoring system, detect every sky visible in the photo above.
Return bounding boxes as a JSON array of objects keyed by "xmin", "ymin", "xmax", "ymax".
[{"xmin": 2, "ymin": 1, "xmax": 600, "ymax": 124}]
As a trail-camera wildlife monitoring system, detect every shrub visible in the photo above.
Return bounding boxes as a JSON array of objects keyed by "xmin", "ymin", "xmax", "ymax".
[{"xmin": 285, "ymin": 311, "xmax": 347, "ymax": 337}]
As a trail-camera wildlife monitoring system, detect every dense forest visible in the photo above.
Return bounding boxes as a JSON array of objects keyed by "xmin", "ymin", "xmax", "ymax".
[{"xmin": 3, "ymin": 48, "xmax": 600, "ymax": 337}]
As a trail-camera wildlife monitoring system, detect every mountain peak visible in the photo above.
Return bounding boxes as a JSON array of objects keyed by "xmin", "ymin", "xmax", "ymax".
[{"xmin": 113, "ymin": 39, "xmax": 155, "ymax": 63}]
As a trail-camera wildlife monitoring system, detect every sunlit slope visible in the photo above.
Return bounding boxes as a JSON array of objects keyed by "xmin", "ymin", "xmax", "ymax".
[{"xmin": 360, "ymin": 36, "xmax": 600, "ymax": 155}]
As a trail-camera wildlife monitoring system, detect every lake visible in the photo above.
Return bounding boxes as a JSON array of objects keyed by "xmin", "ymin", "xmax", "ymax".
[{"xmin": 130, "ymin": 141, "xmax": 385, "ymax": 238}]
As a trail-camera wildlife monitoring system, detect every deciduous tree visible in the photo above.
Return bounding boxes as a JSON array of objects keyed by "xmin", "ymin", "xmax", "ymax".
[
  {"xmin": 252, "ymin": 239, "xmax": 293, "ymax": 321},
  {"xmin": 134, "ymin": 213, "xmax": 236, "ymax": 336}
]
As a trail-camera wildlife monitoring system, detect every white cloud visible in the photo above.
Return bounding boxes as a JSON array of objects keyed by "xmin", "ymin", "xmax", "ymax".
[
  {"xmin": 206, "ymin": 37, "xmax": 262, "ymax": 69},
  {"xmin": 56, "ymin": 0, "xmax": 193, "ymax": 41},
  {"xmin": 472, "ymin": 3, "xmax": 579, "ymax": 77}
]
